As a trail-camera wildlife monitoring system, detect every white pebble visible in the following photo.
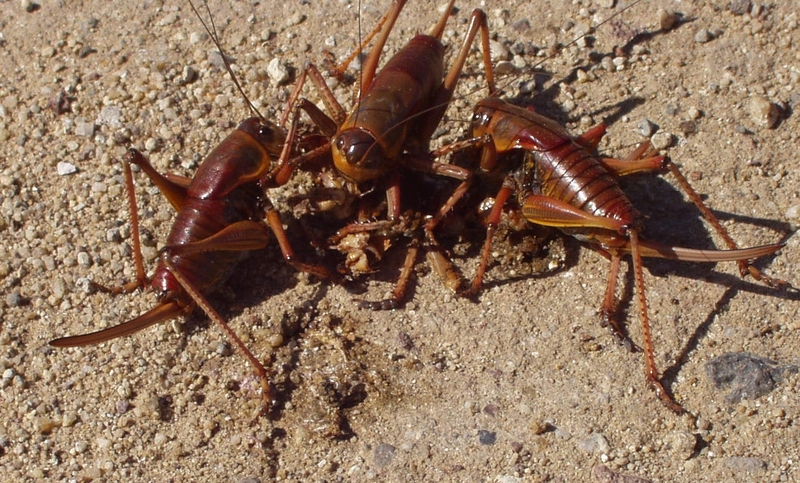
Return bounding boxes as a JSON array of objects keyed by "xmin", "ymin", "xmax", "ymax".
[
  {"xmin": 267, "ymin": 58, "xmax": 290, "ymax": 85},
  {"xmin": 96, "ymin": 437, "xmax": 112, "ymax": 451},
  {"xmin": 75, "ymin": 120, "xmax": 95, "ymax": 137},
  {"xmin": 145, "ymin": 137, "xmax": 160, "ymax": 152},
  {"xmin": 577, "ymin": 432, "xmax": 611, "ymax": 454},
  {"xmin": 77, "ymin": 251, "xmax": 92, "ymax": 267},
  {"xmin": 636, "ymin": 119, "xmax": 657, "ymax": 137},
  {"xmin": 489, "ymin": 40, "xmax": 510, "ymax": 61},
  {"xmin": 785, "ymin": 204, "xmax": 800, "ymax": 220},
  {"xmin": 57, "ymin": 162, "xmax": 77, "ymax": 176},
  {"xmin": 687, "ymin": 106, "xmax": 702, "ymax": 120},
  {"xmin": 97, "ymin": 106, "xmax": 122, "ymax": 128},
  {"xmin": 651, "ymin": 132, "xmax": 673, "ymax": 150}
]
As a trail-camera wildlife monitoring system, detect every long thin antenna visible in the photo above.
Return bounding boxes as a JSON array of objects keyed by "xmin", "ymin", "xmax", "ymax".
[
  {"xmin": 187, "ymin": 0, "xmax": 266, "ymax": 122},
  {"xmin": 381, "ymin": 0, "xmax": 651, "ymax": 138}
]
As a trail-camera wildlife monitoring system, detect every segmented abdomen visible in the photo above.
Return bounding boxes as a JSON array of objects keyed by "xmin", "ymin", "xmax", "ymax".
[{"xmin": 534, "ymin": 144, "xmax": 635, "ymax": 226}]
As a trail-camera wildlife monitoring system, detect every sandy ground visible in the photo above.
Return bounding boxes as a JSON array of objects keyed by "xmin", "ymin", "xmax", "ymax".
[{"xmin": 1, "ymin": 0, "xmax": 799, "ymax": 481}]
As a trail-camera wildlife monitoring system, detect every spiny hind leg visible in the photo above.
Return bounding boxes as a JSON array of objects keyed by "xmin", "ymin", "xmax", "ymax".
[
  {"xmin": 604, "ymin": 141, "xmax": 789, "ymax": 288},
  {"xmin": 628, "ymin": 231, "xmax": 685, "ymax": 414},
  {"xmin": 663, "ymin": 161, "xmax": 789, "ymax": 288}
]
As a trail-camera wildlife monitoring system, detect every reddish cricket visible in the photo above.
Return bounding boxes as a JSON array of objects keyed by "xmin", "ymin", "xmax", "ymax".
[
  {"xmin": 50, "ymin": 0, "xmax": 331, "ymax": 412},
  {"xmin": 277, "ymin": 0, "xmax": 494, "ymax": 309},
  {"xmin": 455, "ymin": 95, "xmax": 789, "ymax": 412}
]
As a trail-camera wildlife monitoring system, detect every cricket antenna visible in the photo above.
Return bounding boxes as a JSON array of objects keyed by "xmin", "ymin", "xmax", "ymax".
[{"xmin": 187, "ymin": 0, "xmax": 266, "ymax": 122}]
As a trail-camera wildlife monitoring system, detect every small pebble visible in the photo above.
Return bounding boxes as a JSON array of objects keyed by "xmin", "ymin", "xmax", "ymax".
[
  {"xmin": 478, "ymin": 430, "xmax": 497, "ymax": 445},
  {"xmin": 5, "ymin": 291, "xmax": 21, "ymax": 307},
  {"xmin": 650, "ymin": 132, "xmax": 673, "ymax": 150},
  {"xmin": 285, "ymin": 13, "xmax": 305, "ymax": 27},
  {"xmin": 512, "ymin": 19, "xmax": 530, "ymax": 33},
  {"xmin": 578, "ymin": 432, "xmax": 611, "ymax": 455},
  {"xmin": 181, "ymin": 65, "xmax": 198, "ymax": 85},
  {"xmin": 659, "ymin": 9, "xmax": 677, "ymax": 31},
  {"xmin": 694, "ymin": 29, "xmax": 712, "ymax": 43},
  {"xmin": 116, "ymin": 400, "xmax": 130, "ymax": 414},
  {"xmin": 687, "ymin": 107, "xmax": 701, "ymax": 120},
  {"xmin": 75, "ymin": 121, "xmax": 95, "ymax": 137},
  {"xmin": 96, "ymin": 437, "xmax": 112, "ymax": 451},
  {"xmin": 748, "ymin": 95, "xmax": 779, "ymax": 129},
  {"xmin": 267, "ymin": 58, "xmax": 289, "ymax": 85},
  {"xmin": 62, "ymin": 412, "xmax": 78, "ymax": 427},
  {"xmin": 489, "ymin": 40, "xmax": 510, "ymax": 61},
  {"xmin": 106, "ymin": 227, "xmax": 121, "ymax": 243},
  {"xmin": 663, "ymin": 431, "xmax": 697, "ymax": 460},
  {"xmin": 785, "ymin": 204, "xmax": 800, "ymax": 220},
  {"xmin": 34, "ymin": 417, "xmax": 58, "ymax": 434},
  {"xmin": 21, "ymin": 0, "xmax": 36, "ymax": 13},
  {"xmin": 1, "ymin": 368, "xmax": 15, "ymax": 388},
  {"xmin": 145, "ymin": 137, "xmax": 160, "ymax": 152},
  {"xmin": 216, "ymin": 341, "xmax": 232, "ymax": 357},
  {"xmin": 78, "ymin": 46, "xmax": 94, "ymax": 58},
  {"xmin": 705, "ymin": 352, "xmax": 798, "ymax": 403},
  {"xmin": 729, "ymin": 0, "xmax": 751, "ymax": 16},
  {"xmin": 215, "ymin": 94, "xmax": 230, "ymax": 108},
  {"xmin": 189, "ymin": 31, "xmax": 206, "ymax": 44},
  {"xmin": 159, "ymin": 12, "xmax": 178, "ymax": 26},
  {"xmin": 52, "ymin": 279, "xmax": 66, "ymax": 301},
  {"xmin": 97, "ymin": 106, "xmax": 122, "ymax": 128},
  {"xmin": 494, "ymin": 61, "xmax": 516, "ymax": 75},
  {"xmin": 57, "ymin": 162, "xmax": 77, "ymax": 176},
  {"xmin": 265, "ymin": 333, "xmax": 284, "ymax": 348},
  {"xmin": 373, "ymin": 443, "xmax": 396, "ymax": 468},
  {"xmin": 724, "ymin": 456, "xmax": 767, "ymax": 473},
  {"xmin": 636, "ymin": 119, "xmax": 657, "ymax": 137},
  {"xmin": 530, "ymin": 419, "xmax": 549, "ymax": 435},
  {"xmin": 3, "ymin": 95, "xmax": 18, "ymax": 110},
  {"xmin": 77, "ymin": 251, "xmax": 92, "ymax": 267}
]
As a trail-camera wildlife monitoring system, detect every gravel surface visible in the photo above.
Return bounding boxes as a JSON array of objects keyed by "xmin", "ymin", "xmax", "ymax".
[{"xmin": 1, "ymin": 0, "xmax": 799, "ymax": 481}]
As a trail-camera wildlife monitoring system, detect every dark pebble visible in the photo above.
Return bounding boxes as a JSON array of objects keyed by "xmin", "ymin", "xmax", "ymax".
[
  {"xmin": 729, "ymin": 0, "xmax": 751, "ymax": 15},
  {"xmin": 705, "ymin": 352, "xmax": 799, "ymax": 403},
  {"xmin": 478, "ymin": 430, "xmax": 497, "ymax": 445}
]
